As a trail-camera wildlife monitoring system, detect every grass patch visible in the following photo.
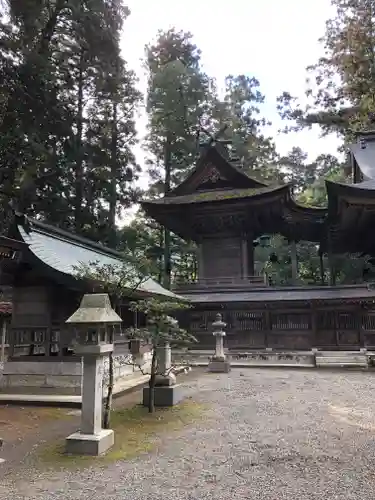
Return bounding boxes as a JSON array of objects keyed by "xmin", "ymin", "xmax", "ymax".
[{"xmin": 38, "ymin": 398, "xmax": 207, "ymax": 468}]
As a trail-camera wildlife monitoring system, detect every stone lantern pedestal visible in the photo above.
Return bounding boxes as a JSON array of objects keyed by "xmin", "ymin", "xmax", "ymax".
[
  {"xmin": 208, "ymin": 313, "xmax": 231, "ymax": 373},
  {"xmin": 64, "ymin": 294, "xmax": 122, "ymax": 456},
  {"xmin": 142, "ymin": 313, "xmax": 185, "ymax": 408},
  {"xmin": 143, "ymin": 342, "xmax": 183, "ymax": 407}
]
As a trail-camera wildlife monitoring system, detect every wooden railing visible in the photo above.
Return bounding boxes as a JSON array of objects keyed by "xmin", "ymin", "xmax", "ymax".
[
  {"xmin": 183, "ymin": 303, "xmax": 375, "ymax": 351},
  {"xmin": 174, "ymin": 275, "xmax": 268, "ymax": 291}
]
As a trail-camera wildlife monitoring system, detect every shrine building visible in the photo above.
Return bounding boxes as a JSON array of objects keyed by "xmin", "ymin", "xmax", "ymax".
[{"xmin": 141, "ymin": 131, "xmax": 375, "ymax": 351}]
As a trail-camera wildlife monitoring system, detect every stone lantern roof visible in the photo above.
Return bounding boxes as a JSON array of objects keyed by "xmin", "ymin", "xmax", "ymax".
[{"xmin": 66, "ymin": 294, "xmax": 122, "ymax": 324}]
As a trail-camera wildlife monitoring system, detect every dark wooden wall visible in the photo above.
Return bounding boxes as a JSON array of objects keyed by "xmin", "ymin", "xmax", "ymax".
[
  {"xmin": 8, "ymin": 281, "xmax": 141, "ymax": 359},
  {"xmin": 183, "ymin": 301, "xmax": 375, "ymax": 351},
  {"xmin": 200, "ymin": 237, "xmax": 243, "ymax": 279},
  {"xmin": 10, "ymin": 284, "xmax": 80, "ymax": 357}
]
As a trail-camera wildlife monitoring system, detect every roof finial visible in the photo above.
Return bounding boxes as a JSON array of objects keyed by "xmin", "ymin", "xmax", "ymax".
[{"xmin": 198, "ymin": 123, "xmax": 232, "ymax": 149}]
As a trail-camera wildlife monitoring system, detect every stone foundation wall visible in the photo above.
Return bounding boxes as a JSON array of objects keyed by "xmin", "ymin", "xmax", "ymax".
[
  {"xmin": 0, "ymin": 360, "xmax": 83, "ymax": 394},
  {"xmin": 172, "ymin": 350, "xmax": 316, "ymax": 367},
  {"xmin": 0, "ymin": 351, "xmax": 152, "ymax": 395}
]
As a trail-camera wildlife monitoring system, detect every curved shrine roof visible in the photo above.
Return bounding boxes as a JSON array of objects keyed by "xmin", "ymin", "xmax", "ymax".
[
  {"xmin": 17, "ymin": 218, "xmax": 182, "ymax": 300},
  {"xmin": 144, "ymin": 184, "xmax": 289, "ymax": 206},
  {"xmin": 350, "ymin": 140, "xmax": 375, "ymax": 179}
]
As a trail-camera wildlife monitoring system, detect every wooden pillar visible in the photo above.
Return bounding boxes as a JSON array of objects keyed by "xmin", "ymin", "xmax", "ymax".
[
  {"xmin": 264, "ymin": 310, "xmax": 271, "ymax": 348},
  {"xmin": 241, "ymin": 239, "xmax": 248, "ymax": 278},
  {"xmin": 327, "ymin": 232, "xmax": 336, "ymax": 286},
  {"xmin": 311, "ymin": 303, "xmax": 317, "ymax": 349},
  {"xmin": 290, "ymin": 240, "xmax": 298, "ymax": 285},
  {"xmin": 1, "ymin": 318, "xmax": 6, "ymax": 364},
  {"xmin": 197, "ymin": 243, "xmax": 204, "ymax": 281},
  {"xmin": 247, "ymin": 237, "xmax": 254, "ymax": 276},
  {"xmin": 359, "ymin": 303, "xmax": 365, "ymax": 349},
  {"xmin": 318, "ymin": 246, "xmax": 325, "ymax": 285}
]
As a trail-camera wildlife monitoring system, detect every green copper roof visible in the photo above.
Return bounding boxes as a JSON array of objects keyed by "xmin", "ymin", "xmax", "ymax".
[
  {"xmin": 144, "ymin": 185, "xmax": 288, "ymax": 206},
  {"xmin": 18, "ymin": 220, "xmax": 181, "ymax": 300}
]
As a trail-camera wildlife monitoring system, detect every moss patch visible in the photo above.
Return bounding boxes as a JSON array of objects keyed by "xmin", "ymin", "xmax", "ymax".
[
  {"xmin": 0, "ymin": 406, "xmax": 75, "ymax": 444},
  {"xmin": 38, "ymin": 399, "xmax": 207, "ymax": 469}
]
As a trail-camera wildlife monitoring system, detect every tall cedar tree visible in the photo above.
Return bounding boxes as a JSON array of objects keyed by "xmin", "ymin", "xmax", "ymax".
[
  {"xmin": 144, "ymin": 29, "xmax": 211, "ymax": 289},
  {"xmin": 0, "ymin": 0, "xmax": 140, "ymax": 239},
  {"xmin": 211, "ymin": 75, "xmax": 279, "ymax": 182},
  {"xmin": 277, "ymin": 0, "xmax": 375, "ymax": 140}
]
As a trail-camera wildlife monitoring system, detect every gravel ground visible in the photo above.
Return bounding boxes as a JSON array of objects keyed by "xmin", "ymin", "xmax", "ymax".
[{"xmin": 2, "ymin": 368, "xmax": 375, "ymax": 499}]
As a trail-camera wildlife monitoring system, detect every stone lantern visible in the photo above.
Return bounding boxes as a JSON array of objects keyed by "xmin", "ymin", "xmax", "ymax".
[
  {"xmin": 65, "ymin": 293, "xmax": 122, "ymax": 456},
  {"xmin": 208, "ymin": 313, "xmax": 231, "ymax": 373}
]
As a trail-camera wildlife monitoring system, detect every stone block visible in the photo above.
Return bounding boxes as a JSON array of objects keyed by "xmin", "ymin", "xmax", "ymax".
[
  {"xmin": 208, "ymin": 360, "xmax": 231, "ymax": 373},
  {"xmin": 3, "ymin": 361, "xmax": 82, "ymax": 376},
  {"xmin": 143, "ymin": 384, "xmax": 183, "ymax": 407},
  {"xmin": 154, "ymin": 373, "xmax": 176, "ymax": 386},
  {"xmin": 65, "ymin": 429, "xmax": 114, "ymax": 456},
  {"xmin": 3, "ymin": 374, "xmax": 47, "ymax": 387},
  {"xmin": 45, "ymin": 375, "xmax": 82, "ymax": 388}
]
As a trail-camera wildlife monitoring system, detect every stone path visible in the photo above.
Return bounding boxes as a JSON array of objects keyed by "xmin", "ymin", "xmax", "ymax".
[{"xmin": 2, "ymin": 369, "xmax": 375, "ymax": 499}]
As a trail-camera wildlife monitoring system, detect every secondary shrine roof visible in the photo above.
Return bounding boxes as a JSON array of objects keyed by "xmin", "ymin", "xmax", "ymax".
[
  {"xmin": 326, "ymin": 178, "xmax": 375, "ymax": 196},
  {"xmin": 15, "ymin": 217, "xmax": 181, "ymax": 300},
  {"xmin": 350, "ymin": 138, "xmax": 375, "ymax": 179},
  {"xmin": 181, "ymin": 284, "xmax": 375, "ymax": 303}
]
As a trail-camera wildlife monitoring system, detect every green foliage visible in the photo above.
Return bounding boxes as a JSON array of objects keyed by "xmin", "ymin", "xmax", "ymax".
[
  {"xmin": 127, "ymin": 298, "xmax": 195, "ymax": 349},
  {"xmin": 73, "ymin": 251, "xmax": 154, "ymax": 300},
  {"xmin": 0, "ymin": 0, "xmax": 141, "ymax": 238},
  {"xmin": 277, "ymin": 0, "xmax": 375, "ymax": 139},
  {"xmin": 145, "ymin": 28, "xmax": 212, "ymax": 190},
  {"xmin": 210, "ymin": 75, "xmax": 278, "ymax": 181},
  {"xmin": 2, "ymin": 2, "xmax": 371, "ymax": 288},
  {"xmin": 127, "ymin": 297, "xmax": 195, "ymax": 413},
  {"xmin": 142, "ymin": 28, "xmax": 212, "ymax": 288}
]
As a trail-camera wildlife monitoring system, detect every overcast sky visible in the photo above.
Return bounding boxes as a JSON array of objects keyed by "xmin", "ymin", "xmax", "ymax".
[{"xmin": 120, "ymin": 0, "xmax": 339, "ymax": 217}]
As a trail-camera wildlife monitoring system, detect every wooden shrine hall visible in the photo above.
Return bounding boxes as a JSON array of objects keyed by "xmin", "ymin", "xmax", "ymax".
[
  {"xmin": 142, "ymin": 130, "xmax": 375, "ymax": 351},
  {"xmin": 0, "ymin": 215, "xmax": 180, "ymax": 393}
]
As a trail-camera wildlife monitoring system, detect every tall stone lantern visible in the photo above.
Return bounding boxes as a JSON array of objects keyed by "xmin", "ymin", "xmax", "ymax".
[
  {"xmin": 208, "ymin": 313, "xmax": 231, "ymax": 373},
  {"xmin": 65, "ymin": 293, "xmax": 122, "ymax": 456}
]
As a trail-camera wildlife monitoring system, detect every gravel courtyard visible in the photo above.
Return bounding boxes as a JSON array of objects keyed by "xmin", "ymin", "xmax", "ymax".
[{"xmin": 2, "ymin": 368, "xmax": 375, "ymax": 499}]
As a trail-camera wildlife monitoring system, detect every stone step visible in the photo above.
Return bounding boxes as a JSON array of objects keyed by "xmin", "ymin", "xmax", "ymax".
[
  {"xmin": 316, "ymin": 351, "xmax": 366, "ymax": 357},
  {"xmin": 316, "ymin": 356, "xmax": 368, "ymax": 368},
  {"xmin": 316, "ymin": 354, "xmax": 367, "ymax": 361}
]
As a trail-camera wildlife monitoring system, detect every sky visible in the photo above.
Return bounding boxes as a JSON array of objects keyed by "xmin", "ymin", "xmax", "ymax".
[{"xmin": 120, "ymin": 0, "xmax": 339, "ymax": 217}]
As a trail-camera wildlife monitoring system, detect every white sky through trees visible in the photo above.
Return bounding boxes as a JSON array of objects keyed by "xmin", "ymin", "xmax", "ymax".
[{"xmin": 120, "ymin": 0, "xmax": 340, "ymax": 219}]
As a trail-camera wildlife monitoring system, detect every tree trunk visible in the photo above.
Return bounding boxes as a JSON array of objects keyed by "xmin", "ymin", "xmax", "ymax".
[
  {"xmin": 163, "ymin": 136, "xmax": 172, "ymax": 289},
  {"xmin": 158, "ymin": 225, "xmax": 164, "ymax": 284},
  {"xmin": 37, "ymin": 0, "xmax": 67, "ymax": 57},
  {"xmin": 103, "ymin": 351, "xmax": 114, "ymax": 429},
  {"xmin": 108, "ymin": 100, "xmax": 118, "ymax": 247},
  {"xmin": 148, "ymin": 348, "xmax": 157, "ymax": 413},
  {"xmin": 74, "ymin": 51, "xmax": 84, "ymax": 233}
]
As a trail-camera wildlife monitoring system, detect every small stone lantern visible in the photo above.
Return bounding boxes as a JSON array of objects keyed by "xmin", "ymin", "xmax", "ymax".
[
  {"xmin": 65, "ymin": 293, "xmax": 122, "ymax": 456},
  {"xmin": 208, "ymin": 313, "xmax": 231, "ymax": 373}
]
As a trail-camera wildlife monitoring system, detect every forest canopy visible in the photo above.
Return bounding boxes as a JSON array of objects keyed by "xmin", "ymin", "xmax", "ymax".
[{"xmin": 0, "ymin": 0, "xmax": 373, "ymax": 286}]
